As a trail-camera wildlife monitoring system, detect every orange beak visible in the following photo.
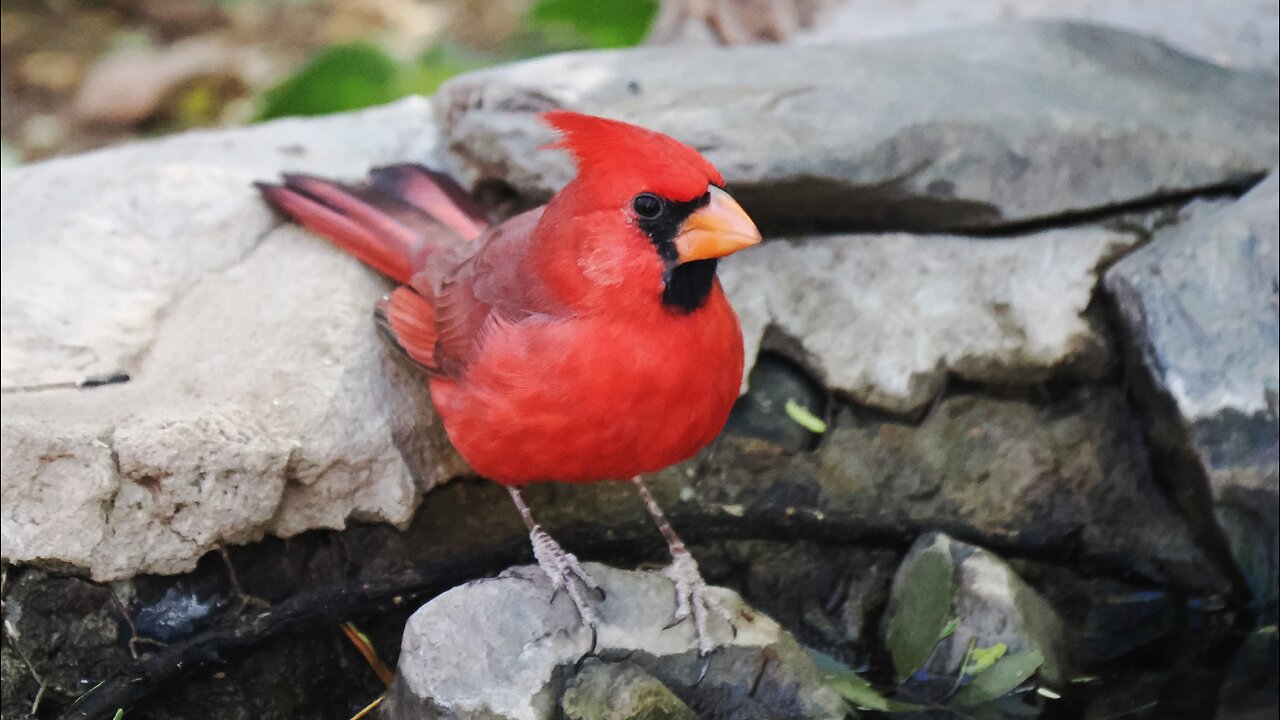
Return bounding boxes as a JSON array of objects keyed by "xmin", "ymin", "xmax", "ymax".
[{"xmin": 674, "ymin": 186, "xmax": 761, "ymax": 263}]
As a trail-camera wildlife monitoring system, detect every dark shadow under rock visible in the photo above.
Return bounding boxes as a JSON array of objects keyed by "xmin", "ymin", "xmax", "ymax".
[
  {"xmin": 692, "ymin": 539, "xmax": 900, "ymax": 667},
  {"xmin": 0, "ymin": 379, "xmax": 1240, "ymax": 718}
]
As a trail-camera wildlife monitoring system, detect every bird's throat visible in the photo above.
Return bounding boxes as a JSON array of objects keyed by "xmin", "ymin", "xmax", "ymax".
[{"xmin": 662, "ymin": 259, "xmax": 718, "ymax": 314}]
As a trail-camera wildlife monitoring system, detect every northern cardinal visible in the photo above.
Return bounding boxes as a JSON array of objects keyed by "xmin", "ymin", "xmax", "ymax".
[{"xmin": 257, "ymin": 111, "xmax": 760, "ymax": 652}]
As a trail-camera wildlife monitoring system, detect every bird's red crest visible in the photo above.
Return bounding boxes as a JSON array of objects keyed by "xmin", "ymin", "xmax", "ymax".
[{"xmin": 541, "ymin": 110, "xmax": 724, "ymax": 203}]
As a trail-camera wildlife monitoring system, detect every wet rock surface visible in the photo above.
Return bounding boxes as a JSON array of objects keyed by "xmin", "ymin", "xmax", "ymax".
[
  {"xmin": 435, "ymin": 22, "xmax": 1277, "ymax": 233},
  {"xmin": 1106, "ymin": 173, "xmax": 1280, "ymax": 617},
  {"xmin": 379, "ymin": 563, "xmax": 845, "ymax": 720}
]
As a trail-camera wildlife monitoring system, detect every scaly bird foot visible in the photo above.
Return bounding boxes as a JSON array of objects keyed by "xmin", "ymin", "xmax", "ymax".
[
  {"xmin": 529, "ymin": 525, "xmax": 601, "ymax": 626},
  {"xmin": 660, "ymin": 549, "xmax": 736, "ymax": 655}
]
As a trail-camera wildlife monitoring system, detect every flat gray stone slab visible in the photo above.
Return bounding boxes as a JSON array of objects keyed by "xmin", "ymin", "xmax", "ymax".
[
  {"xmin": 799, "ymin": 0, "xmax": 1280, "ymax": 73},
  {"xmin": 721, "ymin": 228, "xmax": 1136, "ymax": 414},
  {"xmin": 435, "ymin": 21, "xmax": 1278, "ymax": 232}
]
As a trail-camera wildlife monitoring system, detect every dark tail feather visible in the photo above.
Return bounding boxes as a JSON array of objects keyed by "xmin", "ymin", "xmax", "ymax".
[
  {"xmin": 369, "ymin": 165, "xmax": 489, "ymax": 241},
  {"xmin": 256, "ymin": 166, "xmax": 489, "ymax": 284}
]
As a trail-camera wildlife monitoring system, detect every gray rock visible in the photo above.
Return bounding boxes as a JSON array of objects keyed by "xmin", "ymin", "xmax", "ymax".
[
  {"xmin": 882, "ymin": 533, "xmax": 1070, "ymax": 701},
  {"xmin": 380, "ymin": 563, "xmax": 846, "ymax": 720},
  {"xmin": 0, "ymin": 98, "xmax": 465, "ymax": 581},
  {"xmin": 682, "ymin": 387, "xmax": 1231, "ymax": 595},
  {"xmin": 799, "ymin": 0, "xmax": 1280, "ymax": 73},
  {"xmin": 434, "ymin": 22, "xmax": 1278, "ymax": 232},
  {"xmin": 720, "ymin": 227, "xmax": 1136, "ymax": 414},
  {"xmin": 1106, "ymin": 173, "xmax": 1280, "ymax": 615}
]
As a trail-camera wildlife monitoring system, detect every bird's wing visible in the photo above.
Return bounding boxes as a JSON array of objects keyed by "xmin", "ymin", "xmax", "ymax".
[{"xmin": 393, "ymin": 207, "xmax": 563, "ymax": 377}]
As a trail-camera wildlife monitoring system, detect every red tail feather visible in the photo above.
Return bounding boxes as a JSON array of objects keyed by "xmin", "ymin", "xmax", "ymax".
[{"xmin": 256, "ymin": 165, "xmax": 489, "ymax": 285}]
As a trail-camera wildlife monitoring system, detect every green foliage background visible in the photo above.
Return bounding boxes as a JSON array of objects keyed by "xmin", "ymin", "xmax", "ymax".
[{"xmin": 256, "ymin": 0, "xmax": 658, "ymax": 121}]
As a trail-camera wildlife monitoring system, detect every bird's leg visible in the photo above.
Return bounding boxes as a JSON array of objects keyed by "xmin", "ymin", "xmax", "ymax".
[
  {"xmin": 508, "ymin": 486, "xmax": 601, "ymax": 625},
  {"xmin": 631, "ymin": 476, "xmax": 735, "ymax": 655}
]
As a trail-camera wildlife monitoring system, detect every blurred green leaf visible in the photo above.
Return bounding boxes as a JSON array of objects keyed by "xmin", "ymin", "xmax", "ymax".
[
  {"xmin": 806, "ymin": 649, "xmax": 921, "ymax": 714},
  {"xmin": 257, "ymin": 43, "xmax": 402, "ymax": 121},
  {"xmin": 939, "ymin": 618, "xmax": 961, "ymax": 640},
  {"xmin": 405, "ymin": 45, "xmax": 484, "ymax": 96},
  {"xmin": 829, "ymin": 670, "xmax": 894, "ymax": 712},
  {"xmin": 527, "ymin": 0, "xmax": 659, "ymax": 48},
  {"xmin": 887, "ymin": 544, "xmax": 955, "ymax": 679},
  {"xmin": 804, "ymin": 647, "xmax": 850, "ymax": 676},
  {"xmin": 955, "ymin": 649, "xmax": 1044, "ymax": 706}
]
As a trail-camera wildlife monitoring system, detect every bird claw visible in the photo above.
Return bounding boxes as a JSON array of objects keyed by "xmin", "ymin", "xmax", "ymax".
[
  {"xmin": 530, "ymin": 526, "xmax": 601, "ymax": 626},
  {"xmin": 659, "ymin": 550, "xmax": 736, "ymax": 655}
]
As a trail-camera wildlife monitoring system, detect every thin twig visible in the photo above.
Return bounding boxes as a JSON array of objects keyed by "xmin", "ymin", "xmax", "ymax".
[
  {"xmin": 340, "ymin": 622, "xmax": 395, "ymax": 687},
  {"xmin": 31, "ymin": 679, "xmax": 49, "ymax": 715}
]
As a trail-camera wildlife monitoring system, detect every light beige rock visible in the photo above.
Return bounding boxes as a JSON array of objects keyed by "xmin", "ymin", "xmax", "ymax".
[
  {"xmin": 1, "ymin": 98, "xmax": 463, "ymax": 581},
  {"xmin": 720, "ymin": 228, "xmax": 1136, "ymax": 413}
]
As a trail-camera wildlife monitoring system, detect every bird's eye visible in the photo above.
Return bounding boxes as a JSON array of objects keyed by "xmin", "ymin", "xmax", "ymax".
[{"xmin": 631, "ymin": 193, "xmax": 663, "ymax": 220}]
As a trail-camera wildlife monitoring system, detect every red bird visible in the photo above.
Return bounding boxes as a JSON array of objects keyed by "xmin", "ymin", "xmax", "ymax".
[{"xmin": 258, "ymin": 111, "xmax": 760, "ymax": 652}]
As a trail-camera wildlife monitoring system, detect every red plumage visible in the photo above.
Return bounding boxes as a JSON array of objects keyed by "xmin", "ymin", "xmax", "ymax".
[{"xmin": 259, "ymin": 111, "xmax": 757, "ymax": 486}]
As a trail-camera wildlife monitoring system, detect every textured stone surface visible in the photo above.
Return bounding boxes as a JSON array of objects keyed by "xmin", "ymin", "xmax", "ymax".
[
  {"xmin": 720, "ymin": 228, "xmax": 1135, "ymax": 414},
  {"xmin": 380, "ymin": 563, "xmax": 845, "ymax": 720},
  {"xmin": 682, "ymin": 387, "xmax": 1232, "ymax": 595},
  {"xmin": 800, "ymin": 0, "xmax": 1280, "ymax": 72},
  {"xmin": 560, "ymin": 659, "xmax": 699, "ymax": 720},
  {"xmin": 0, "ymin": 98, "xmax": 464, "ymax": 581},
  {"xmin": 1106, "ymin": 173, "xmax": 1280, "ymax": 614},
  {"xmin": 434, "ymin": 22, "xmax": 1278, "ymax": 232}
]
